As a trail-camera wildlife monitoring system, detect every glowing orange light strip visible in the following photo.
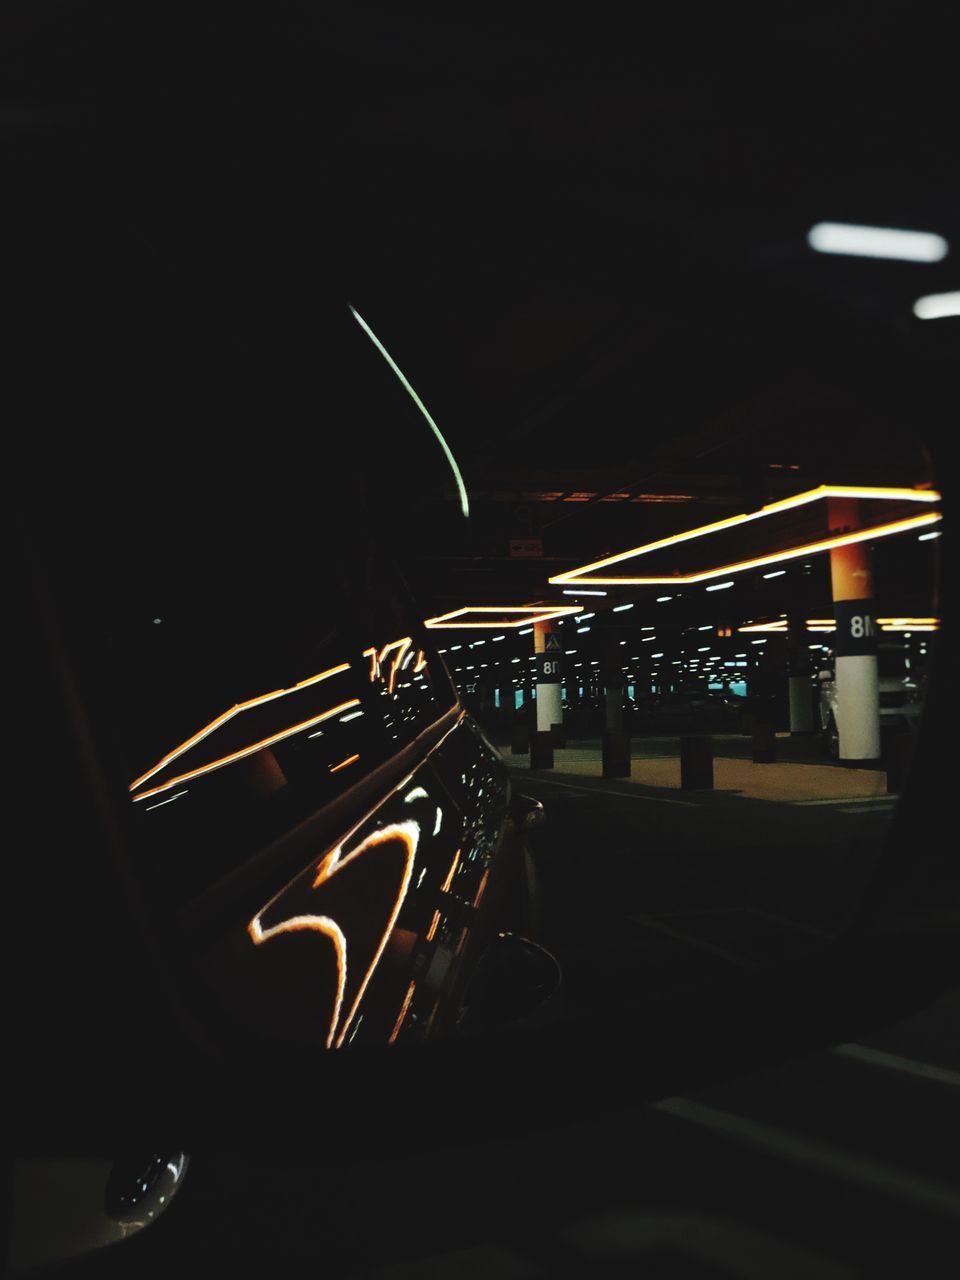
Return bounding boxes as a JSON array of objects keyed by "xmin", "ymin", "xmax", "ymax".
[
  {"xmin": 632, "ymin": 493, "xmax": 698, "ymax": 502},
  {"xmin": 440, "ymin": 848, "xmax": 462, "ymax": 894},
  {"xmin": 129, "ymin": 661, "xmax": 352, "ymax": 793},
  {"xmin": 385, "ymin": 638, "xmax": 413, "ymax": 694},
  {"xmin": 378, "ymin": 636, "xmax": 411, "ymax": 661},
  {"xmin": 425, "ymin": 910, "xmax": 442, "ymax": 943},
  {"xmin": 326, "ymin": 822, "xmax": 420, "ymax": 1048},
  {"xmin": 414, "ymin": 650, "xmax": 428, "ymax": 673},
  {"xmin": 424, "ymin": 605, "xmax": 583, "ymax": 629},
  {"xmin": 248, "ymin": 821, "xmax": 420, "ymax": 1051},
  {"xmin": 876, "ymin": 617, "xmax": 941, "ymax": 627},
  {"xmin": 881, "ymin": 624, "xmax": 939, "ymax": 631},
  {"xmin": 739, "ymin": 616, "xmax": 941, "ymax": 634},
  {"xmin": 549, "ymin": 512, "xmax": 941, "ymax": 586},
  {"xmin": 473, "ymin": 867, "xmax": 491, "ymax": 908},
  {"xmin": 248, "ymin": 914, "xmax": 347, "ymax": 1049},
  {"xmin": 389, "ymin": 981, "xmax": 417, "ymax": 1044},
  {"xmin": 132, "ymin": 632, "xmax": 419, "ymax": 801},
  {"xmin": 330, "ymin": 753, "xmax": 360, "ymax": 774},
  {"xmin": 548, "ymin": 485, "xmax": 941, "ymax": 585},
  {"xmin": 131, "ymin": 699, "xmax": 361, "ymax": 802}
]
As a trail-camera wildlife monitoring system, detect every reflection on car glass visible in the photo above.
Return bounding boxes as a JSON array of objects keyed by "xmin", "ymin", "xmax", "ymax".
[
  {"xmin": 130, "ymin": 635, "xmax": 449, "ymax": 806},
  {"xmin": 129, "ymin": 638, "xmax": 453, "ymax": 906},
  {"xmin": 193, "ymin": 708, "xmax": 513, "ymax": 1053},
  {"xmin": 129, "ymin": 639, "xmax": 433, "ymax": 802},
  {"xmin": 248, "ymin": 819, "xmax": 422, "ymax": 1049},
  {"xmin": 130, "ymin": 660, "xmax": 359, "ymax": 801}
]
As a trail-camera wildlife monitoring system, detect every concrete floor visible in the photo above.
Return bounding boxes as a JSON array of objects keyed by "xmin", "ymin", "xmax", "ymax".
[
  {"xmin": 41, "ymin": 738, "xmax": 957, "ymax": 1278},
  {"xmin": 519, "ymin": 742, "xmax": 887, "ymax": 803},
  {"xmin": 112, "ymin": 988, "xmax": 960, "ymax": 1279}
]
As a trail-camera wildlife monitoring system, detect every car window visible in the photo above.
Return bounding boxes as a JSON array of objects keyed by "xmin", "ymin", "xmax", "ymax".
[
  {"xmin": 19, "ymin": 297, "xmax": 459, "ymax": 907},
  {"xmin": 44, "ymin": 504, "xmax": 450, "ymax": 905}
]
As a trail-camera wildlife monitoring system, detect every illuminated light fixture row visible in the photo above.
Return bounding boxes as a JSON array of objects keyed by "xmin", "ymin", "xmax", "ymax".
[
  {"xmin": 131, "ymin": 636, "xmax": 419, "ymax": 803},
  {"xmin": 424, "ymin": 604, "xmax": 583, "ymax": 629},
  {"xmin": 547, "ymin": 485, "xmax": 941, "ymax": 587},
  {"xmin": 738, "ymin": 617, "xmax": 940, "ymax": 634},
  {"xmin": 129, "ymin": 660, "xmax": 352, "ymax": 795},
  {"xmin": 131, "ymin": 699, "xmax": 362, "ymax": 803},
  {"xmin": 807, "ymin": 222, "xmax": 949, "ymax": 263},
  {"xmin": 631, "ymin": 493, "xmax": 698, "ymax": 503},
  {"xmin": 913, "ymin": 291, "xmax": 960, "ymax": 320}
]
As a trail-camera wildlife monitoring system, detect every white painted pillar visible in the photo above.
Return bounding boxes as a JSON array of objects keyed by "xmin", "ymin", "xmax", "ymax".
[
  {"xmin": 829, "ymin": 499, "xmax": 881, "ymax": 763},
  {"xmin": 534, "ymin": 620, "xmax": 563, "ymax": 733},
  {"xmin": 788, "ymin": 614, "xmax": 815, "ymax": 733}
]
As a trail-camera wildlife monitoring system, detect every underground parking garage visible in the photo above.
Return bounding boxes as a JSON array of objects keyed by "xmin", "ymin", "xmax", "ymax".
[{"xmin": 6, "ymin": 9, "xmax": 956, "ymax": 1270}]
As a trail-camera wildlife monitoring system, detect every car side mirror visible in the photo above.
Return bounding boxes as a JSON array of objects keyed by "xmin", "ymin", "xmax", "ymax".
[
  {"xmin": 509, "ymin": 793, "xmax": 546, "ymax": 831},
  {"xmin": 456, "ymin": 933, "xmax": 563, "ymax": 1036}
]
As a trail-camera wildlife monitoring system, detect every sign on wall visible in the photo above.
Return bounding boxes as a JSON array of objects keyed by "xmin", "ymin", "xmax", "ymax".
[
  {"xmin": 834, "ymin": 599, "xmax": 878, "ymax": 657},
  {"xmin": 536, "ymin": 632, "xmax": 563, "ymax": 683}
]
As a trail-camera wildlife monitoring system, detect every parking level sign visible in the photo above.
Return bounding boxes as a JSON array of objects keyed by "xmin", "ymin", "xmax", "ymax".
[
  {"xmin": 537, "ymin": 633, "xmax": 563, "ymax": 683},
  {"xmin": 536, "ymin": 653, "xmax": 563, "ymax": 683},
  {"xmin": 834, "ymin": 599, "xmax": 878, "ymax": 656},
  {"xmin": 509, "ymin": 537, "xmax": 543, "ymax": 558}
]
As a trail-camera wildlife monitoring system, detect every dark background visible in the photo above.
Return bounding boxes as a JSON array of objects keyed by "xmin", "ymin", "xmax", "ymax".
[
  {"xmin": 3, "ymin": 5, "xmax": 955, "ymax": 616},
  {"xmin": 4, "ymin": 10, "xmax": 958, "ymax": 1275}
]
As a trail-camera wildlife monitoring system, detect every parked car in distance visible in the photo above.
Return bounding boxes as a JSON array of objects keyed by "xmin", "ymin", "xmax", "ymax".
[
  {"xmin": 554, "ymin": 690, "xmax": 656, "ymax": 735},
  {"xmin": 642, "ymin": 689, "xmax": 743, "ymax": 731},
  {"xmin": 817, "ymin": 644, "xmax": 924, "ymax": 758}
]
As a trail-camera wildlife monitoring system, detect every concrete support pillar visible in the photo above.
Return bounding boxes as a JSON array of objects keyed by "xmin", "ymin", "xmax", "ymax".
[
  {"xmin": 533, "ymin": 620, "xmax": 563, "ymax": 734},
  {"xmin": 601, "ymin": 636, "xmax": 628, "ymax": 769},
  {"xmin": 478, "ymin": 676, "xmax": 495, "ymax": 717},
  {"xmin": 829, "ymin": 499, "xmax": 881, "ymax": 764},
  {"xmin": 681, "ymin": 734, "xmax": 714, "ymax": 789},
  {"xmin": 602, "ymin": 640, "xmax": 624, "ymax": 731},
  {"xmin": 604, "ymin": 686, "xmax": 624, "ymax": 731},
  {"xmin": 787, "ymin": 613, "xmax": 815, "ymax": 733}
]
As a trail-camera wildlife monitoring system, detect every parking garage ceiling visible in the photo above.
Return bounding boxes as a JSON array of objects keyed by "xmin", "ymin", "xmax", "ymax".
[{"xmin": 2, "ymin": 5, "xmax": 952, "ymax": 625}]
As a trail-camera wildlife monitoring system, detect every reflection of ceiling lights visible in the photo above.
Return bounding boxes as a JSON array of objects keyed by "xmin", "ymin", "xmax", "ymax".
[
  {"xmin": 424, "ymin": 604, "xmax": 583, "ymax": 629},
  {"xmin": 129, "ymin": 657, "xmax": 357, "ymax": 800},
  {"xmin": 549, "ymin": 485, "xmax": 941, "ymax": 587},
  {"xmin": 739, "ymin": 617, "xmax": 940, "ymax": 634},
  {"xmin": 630, "ymin": 493, "xmax": 697, "ymax": 503}
]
